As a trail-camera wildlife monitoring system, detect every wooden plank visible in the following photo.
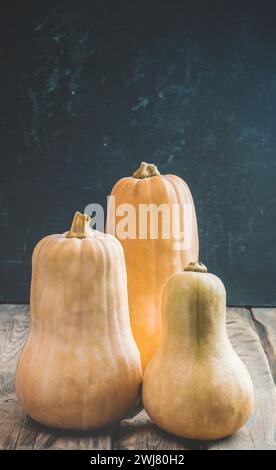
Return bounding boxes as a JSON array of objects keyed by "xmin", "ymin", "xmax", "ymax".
[
  {"xmin": 252, "ymin": 308, "xmax": 276, "ymax": 385},
  {"xmin": 114, "ymin": 409, "xmax": 199, "ymax": 450},
  {"xmin": 0, "ymin": 306, "xmax": 29, "ymax": 374},
  {"xmin": 15, "ymin": 416, "xmax": 39, "ymax": 450},
  {"xmin": 0, "ymin": 304, "xmax": 29, "ymax": 320},
  {"xmin": 204, "ymin": 308, "xmax": 276, "ymax": 450},
  {"xmin": 0, "ymin": 308, "xmax": 37, "ymax": 449},
  {"xmin": 0, "ymin": 400, "xmax": 26, "ymax": 450},
  {"xmin": 0, "ymin": 306, "xmax": 29, "ymax": 449},
  {"xmin": 15, "ymin": 407, "xmax": 113, "ymax": 450},
  {"xmin": 0, "ymin": 305, "xmax": 28, "ymax": 362},
  {"xmin": 33, "ymin": 427, "xmax": 113, "ymax": 450}
]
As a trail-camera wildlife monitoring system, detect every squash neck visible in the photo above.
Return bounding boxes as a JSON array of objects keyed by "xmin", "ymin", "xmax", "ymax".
[
  {"xmin": 164, "ymin": 304, "xmax": 228, "ymax": 354},
  {"xmin": 66, "ymin": 212, "xmax": 92, "ymax": 239},
  {"xmin": 132, "ymin": 162, "xmax": 160, "ymax": 179},
  {"xmin": 163, "ymin": 278, "xmax": 228, "ymax": 354}
]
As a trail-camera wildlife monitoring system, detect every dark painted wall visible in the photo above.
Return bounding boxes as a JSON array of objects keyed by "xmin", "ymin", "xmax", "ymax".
[{"xmin": 1, "ymin": 0, "xmax": 276, "ymax": 305}]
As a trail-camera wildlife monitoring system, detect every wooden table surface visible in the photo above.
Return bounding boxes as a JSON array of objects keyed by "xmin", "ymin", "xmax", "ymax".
[{"xmin": 0, "ymin": 305, "xmax": 276, "ymax": 450}]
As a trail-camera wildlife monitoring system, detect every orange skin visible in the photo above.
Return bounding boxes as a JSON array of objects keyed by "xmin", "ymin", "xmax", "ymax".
[
  {"xmin": 106, "ymin": 165, "xmax": 199, "ymax": 369},
  {"xmin": 15, "ymin": 213, "xmax": 142, "ymax": 430}
]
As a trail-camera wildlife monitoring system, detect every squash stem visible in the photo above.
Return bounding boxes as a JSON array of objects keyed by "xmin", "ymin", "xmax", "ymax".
[
  {"xmin": 132, "ymin": 161, "xmax": 160, "ymax": 179},
  {"xmin": 184, "ymin": 261, "xmax": 207, "ymax": 273},
  {"xmin": 66, "ymin": 211, "xmax": 91, "ymax": 239}
]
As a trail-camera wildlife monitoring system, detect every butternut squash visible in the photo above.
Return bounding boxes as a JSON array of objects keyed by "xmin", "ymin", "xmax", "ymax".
[
  {"xmin": 106, "ymin": 162, "xmax": 198, "ymax": 369},
  {"xmin": 143, "ymin": 262, "xmax": 254, "ymax": 440},
  {"xmin": 16, "ymin": 212, "xmax": 142, "ymax": 430}
]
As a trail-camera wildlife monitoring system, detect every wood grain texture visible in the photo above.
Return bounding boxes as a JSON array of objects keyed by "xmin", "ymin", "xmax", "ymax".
[
  {"xmin": 114, "ymin": 410, "xmax": 199, "ymax": 450},
  {"xmin": 252, "ymin": 308, "xmax": 276, "ymax": 385},
  {"xmin": 33, "ymin": 427, "xmax": 113, "ymax": 450},
  {"xmin": 0, "ymin": 306, "xmax": 276, "ymax": 450},
  {"xmin": 15, "ymin": 416, "xmax": 39, "ymax": 450},
  {"xmin": 0, "ymin": 305, "xmax": 29, "ymax": 374},
  {"xmin": 204, "ymin": 308, "xmax": 276, "ymax": 450},
  {"xmin": 0, "ymin": 305, "xmax": 29, "ymax": 449},
  {"xmin": 12, "ymin": 410, "xmax": 113, "ymax": 450}
]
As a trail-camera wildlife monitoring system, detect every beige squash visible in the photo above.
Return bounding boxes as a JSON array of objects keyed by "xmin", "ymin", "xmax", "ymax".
[
  {"xmin": 143, "ymin": 262, "xmax": 254, "ymax": 440},
  {"xmin": 15, "ymin": 212, "xmax": 142, "ymax": 430},
  {"xmin": 106, "ymin": 162, "xmax": 198, "ymax": 369}
]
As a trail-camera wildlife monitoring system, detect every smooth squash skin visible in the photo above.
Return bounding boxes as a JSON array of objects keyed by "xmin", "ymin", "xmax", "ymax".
[
  {"xmin": 106, "ymin": 162, "xmax": 199, "ymax": 369},
  {"xmin": 15, "ymin": 212, "xmax": 142, "ymax": 430},
  {"xmin": 142, "ymin": 262, "xmax": 254, "ymax": 440}
]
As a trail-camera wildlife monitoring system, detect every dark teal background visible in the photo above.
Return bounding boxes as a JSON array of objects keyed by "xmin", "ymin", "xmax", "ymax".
[{"xmin": 1, "ymin": 0, "xmax": 276, "ymax": 304}]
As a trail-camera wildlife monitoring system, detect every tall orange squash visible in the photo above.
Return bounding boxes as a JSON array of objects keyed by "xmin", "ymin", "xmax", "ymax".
[{"xmin": 106, "ymin": 162, "xmax": 198, "ymax": 369}]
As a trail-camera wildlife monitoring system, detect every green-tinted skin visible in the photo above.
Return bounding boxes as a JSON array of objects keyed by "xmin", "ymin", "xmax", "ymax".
[{"xmin": 143, "ymin": 263, "xmax": 254, "ymax": 440}]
